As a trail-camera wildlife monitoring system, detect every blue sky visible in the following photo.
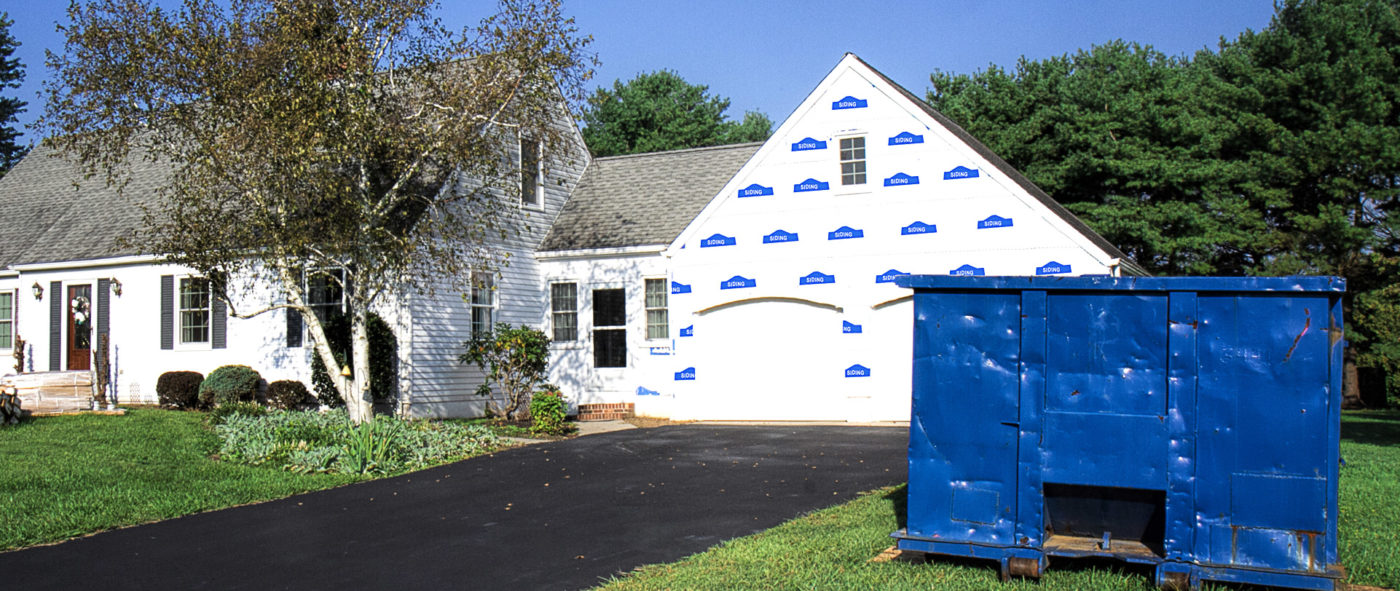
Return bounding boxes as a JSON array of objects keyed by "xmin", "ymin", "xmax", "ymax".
[{"xmin": 5, "ymin": 1, "xmax": 1277, "ymax": 145}]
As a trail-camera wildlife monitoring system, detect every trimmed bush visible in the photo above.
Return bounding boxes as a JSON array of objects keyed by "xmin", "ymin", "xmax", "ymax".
[
  {"xmin": 207, "ymin": 401, "xmax": 267, "ymax": 426},
  {"xmin": 156, "ymin": 371, "xmax": 204, "ymax": 409},
  {"xmin": 199, "ymin": 365, "xmax": 262, "ymax": 408},
  {"xmin": 530, "ymin": 385, "xmax": 571, "ymax": 436},
  {"xmin": 267, "ymin": 380, "xmax": 314, "ymax": 410}
]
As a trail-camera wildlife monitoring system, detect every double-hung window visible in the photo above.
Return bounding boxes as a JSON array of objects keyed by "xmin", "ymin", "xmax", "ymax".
[
  {"xmin": 644, "ymin": 278, "xmax": 668, "ymax": 340},
  {"xmin": 520, "ymin": 135, "xmax": 543, "ymax": 209},
  {"xmin": 592, "ymin": 288, "xmax": 625, "ymax": 368},
  {"xmin": 307, "ymin": 270, "xmax": 345, "ymax": 325},
  {"xmin": 840, "ymin": 136, "xmax": 866, "ymax": 186},
  {"xmin": 0, "ymin": 290, "xmax": 13, "ymax": 349},
  {"xmin": 179, "ymin": 277, "xmax": 211, "ymax": 345},
  {"xmin": 550, "ymin": 282, "xmax": 577, "ymax": 342},
  {"xmin": 471, "ymin": 272, "xmax": 496, "ymax": 337}
]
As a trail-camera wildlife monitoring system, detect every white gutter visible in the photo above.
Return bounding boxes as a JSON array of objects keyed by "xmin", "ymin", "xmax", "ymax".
[
  {"xmin": 12, "ymin": 254, "xmax": 167, "ymax": 272},
  {"xmin": 534, "ymin": 244, "xmax": 667, "ymax": 261}
]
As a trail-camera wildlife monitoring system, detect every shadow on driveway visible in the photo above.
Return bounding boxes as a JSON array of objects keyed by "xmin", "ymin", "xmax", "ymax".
[{"xmin": 4, "ymin": 425, "xmax": 907, "ymax": 590}]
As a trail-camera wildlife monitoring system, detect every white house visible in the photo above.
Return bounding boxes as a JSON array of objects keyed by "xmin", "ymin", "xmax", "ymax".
[
  {"xmin": 537, "ymin": 54, "xmax": 1145, "ymax": 422},
  {"xmin": 0, "ymin": 53, "xmax": 1142, "ymax": 421}
]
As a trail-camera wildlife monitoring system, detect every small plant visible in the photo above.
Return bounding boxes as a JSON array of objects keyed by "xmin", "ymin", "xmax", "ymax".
[
  {"xmin": 207, "ymin": 401, "xmax": 267, "ymax": 426},
  {"xmin": 337, "ymin": 418, "xmax": 401, "ymax": 475},
  {"xmin": 267, "ymin": 380, "xmax": 314, "ymax": 410},
  {"xmin": 12, "ymin": 334, "xmax": 23, "ymax": 375},
  {"xmin": 460, "ymin": 323, "xmax": 550, "ymax": 421},
  {"xmin": 156, "ymin": 371, "xmax": 204, "ymax": 409},
  {"xmin": 198, "ymin": 365, "xmax": 262, "ymax": 408},
  {"xmin": 530, "ymin": 384, "xmax": 571, "ymax": 436}
]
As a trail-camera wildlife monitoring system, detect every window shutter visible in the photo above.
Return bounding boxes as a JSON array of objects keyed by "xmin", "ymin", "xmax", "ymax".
[
  {"xmin": 287, "ymin": 308, "xmax": 303, "ymax": 348},
  {"xmin": 160, "ymin": 275, "xmax": 174, "ymax": 350},
  {"xmin": 96, "ymin": 278, "xmax": 110, "ymax": 367},
  {"xmin": 49, "ymin": 281, "xmax": 61, "ymax": 370},
  {"xmin": 212, "ymin": 296, "xmax": 227, "ymax": 349}
]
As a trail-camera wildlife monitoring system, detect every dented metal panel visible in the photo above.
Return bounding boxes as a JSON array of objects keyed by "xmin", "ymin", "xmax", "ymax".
[{"xmin": 892, "ymin": 276, "xmax": 1344, "ymax": 591}]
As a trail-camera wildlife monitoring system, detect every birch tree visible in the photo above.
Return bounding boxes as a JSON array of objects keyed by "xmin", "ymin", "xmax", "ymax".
[{"xmin": 39, "ymin": 0, "xmax": 594, "ymax": 422}]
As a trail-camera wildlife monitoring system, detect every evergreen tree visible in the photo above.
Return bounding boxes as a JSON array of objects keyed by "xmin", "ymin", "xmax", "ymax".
[
  {"xmin": 0, "ymin": 12, "xmax": 27, "ymax": 178},
  {"xmin": 580, "ymin": 70, "xmax": 771, "ymax": 156}
]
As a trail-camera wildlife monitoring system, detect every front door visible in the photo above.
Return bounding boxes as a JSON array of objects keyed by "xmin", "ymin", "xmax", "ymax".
[{"xmin": 67, "ymin": 284, "xmax": 92, "ymax": 371}]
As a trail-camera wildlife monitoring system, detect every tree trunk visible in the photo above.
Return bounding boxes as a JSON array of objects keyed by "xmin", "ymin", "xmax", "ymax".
[
  {"xmin": 1342, "ymin": 343, "xmax": 1363, "ymax": 409},
  {"xmin": 348, "ymin": 308, "xmax": 374, "ymax": 423}
]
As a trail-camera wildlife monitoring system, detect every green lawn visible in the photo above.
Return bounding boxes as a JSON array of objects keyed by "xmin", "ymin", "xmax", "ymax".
[
  {"xmin": 597, "ymin": 410, "xmax": 1400, "ymax": 591},
  {"xmin": 0, "ymin": 409, "xmax": 359, "ymax": 551}
]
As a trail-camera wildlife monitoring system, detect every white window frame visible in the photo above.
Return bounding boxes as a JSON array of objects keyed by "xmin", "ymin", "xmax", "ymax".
[
  {"xmin": 176, "ymin": 275, "xmax": 212, "ymax": 348},
  {"xmin": 306, "ymin": 269, "xmax": 346, "ymax": 326},
  {"xmin": 471, "ymin": 271, "xmax": 497, "ymax": 338},
  {"xmin": 644, "ymin": 277, "xmax": 668, "ymax": 341},
  {"xmin": 519, "ymin": 133, "xmax": 544, "ymax": 210},
  {"xmin": 549, "ymin": 280, "xmax": 579, "ymax": 344},
  {"xmin": 838, "ymin": 134, "xmax": 868, "ymax": 188},
  {"xmin": 0, "ymin": 289, "xmax": 14, "ymax": 350}
]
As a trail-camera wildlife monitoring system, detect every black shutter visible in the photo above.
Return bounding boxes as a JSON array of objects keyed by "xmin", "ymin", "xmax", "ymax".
[
  {"xmin": 49, "ymin": 281, "xmax": 61, "ymax": 370},
  {"xmin": 160, "ymin": 275, "xmax": 174, "ymax": 350},
  {"xmin": 286, "ymin": 308, "xmax": 303, "ymax": 348},
  {"xmin": 212, "ymin": 296, "xmax": 227, "ymax": 349},
  {"xmin": 96, "ymin": 278, "xmax": 110, "ymax": 368}
]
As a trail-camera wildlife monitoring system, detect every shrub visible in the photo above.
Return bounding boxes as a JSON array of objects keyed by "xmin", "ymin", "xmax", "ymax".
[
  {"xmin": 530, "ymin": 385, "xmax": 571, "ymax": 436},
  {"xmin": 199, "ymin": 365, "xmax": 262, "ymax": 408},
  {"xmin": 207, "ymin": 401, "xmax": 267, "ymax": 427},
  {"xmin": 460, "ymin": 323, "xmax": 550, "ymax": 420},
  {"xmin": 267, "ymin": 380, "xmax": 314, "ymax": 410},
  {"xmin": 156, "ymin": 371, "xmax": 204, "ymax": 409},
  {"xmin": 310, "ymin": 312, "xmax": 398, "ymax": 407}
]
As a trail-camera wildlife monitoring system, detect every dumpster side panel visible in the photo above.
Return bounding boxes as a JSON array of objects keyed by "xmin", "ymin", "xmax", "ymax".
[
  {"xmin": 907, "ymin": 290, "xmax": 1020, "ymax": 545},
  {"xmin": 1195, "ymin": 293, "xmax": 1336, "ymax": 573}
]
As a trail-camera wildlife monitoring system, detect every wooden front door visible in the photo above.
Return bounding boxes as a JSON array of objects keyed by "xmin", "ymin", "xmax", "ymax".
[{"xmin": 67, "ymin": 285, "xmax": 92, "ymax": 371}]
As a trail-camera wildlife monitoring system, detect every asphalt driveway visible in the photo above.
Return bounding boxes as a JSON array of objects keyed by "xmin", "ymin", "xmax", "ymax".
[{"xmin": 3, "ymin": 424, "xmax": 907, "ymax": 590}]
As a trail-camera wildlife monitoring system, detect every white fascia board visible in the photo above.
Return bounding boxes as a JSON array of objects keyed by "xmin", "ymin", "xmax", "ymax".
[
  {"xmin": 12, "ymin": 254, "xmax": 166, "ymax": 272},
  {"xmin": 534, "ymin": 244, "xmax": 667, "ymax": 261}
]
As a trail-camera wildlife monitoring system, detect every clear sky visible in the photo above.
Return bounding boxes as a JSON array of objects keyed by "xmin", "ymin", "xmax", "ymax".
[{"xmin": 4, "ymin": 1, "xmax": 1278, "ymax": 146}]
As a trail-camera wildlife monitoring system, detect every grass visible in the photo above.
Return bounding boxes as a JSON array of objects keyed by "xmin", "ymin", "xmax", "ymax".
[
  {"xmin": 1, "ymin": 409, "xmax": 355, "ymax": 551},
  {"xmin": 597, "ymin": 410, "xmax": 1400, "ymax": 591}
]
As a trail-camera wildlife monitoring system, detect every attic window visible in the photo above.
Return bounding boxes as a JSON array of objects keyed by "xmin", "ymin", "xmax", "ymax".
[
  {"xmin": 520, "ymin": 135, "xmax": 543, "ymax": 209},
  {"xmin": 840, "ymin": 136, "xmax": 866, "ymax": 185}
]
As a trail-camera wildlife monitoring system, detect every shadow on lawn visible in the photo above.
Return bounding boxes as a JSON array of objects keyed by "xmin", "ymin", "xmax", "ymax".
[
  {"xmin": 1342, "ymin": 410, "xmax": 1400, "ymax": 448},
  {"xmin": 883, "ymin": 484, "xmax": 907, "ymax": 531}
]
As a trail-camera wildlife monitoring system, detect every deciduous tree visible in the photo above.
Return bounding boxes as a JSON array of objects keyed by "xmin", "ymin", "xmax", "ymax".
[{"xmin": 39, "ymin": 0, "xmax": 594, "ymax": 422}]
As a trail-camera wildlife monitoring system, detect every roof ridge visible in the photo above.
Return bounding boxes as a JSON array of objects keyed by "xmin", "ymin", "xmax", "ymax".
[{"xmin": 592, "ymin": 141, "xmax": 764, "ymax": 162}]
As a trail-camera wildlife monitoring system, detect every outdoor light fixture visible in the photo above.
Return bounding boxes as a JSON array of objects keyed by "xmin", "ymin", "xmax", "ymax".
[
  {"xmin": 110, "ymin": 278, "xmax": 122, "ymax": 296},
  {"xmin": 340, "ymin": 365, "xmax": 352, "ymax": 377},
  {"xmin": 31, "ymin": 282, "xmax": 42, "ymax": 300}
]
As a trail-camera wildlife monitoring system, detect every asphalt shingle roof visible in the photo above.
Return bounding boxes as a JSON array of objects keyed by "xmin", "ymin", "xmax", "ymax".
[
  {"xmin": 0, "ymin": 143, "xmax": 167, "ymax": 267},
  {"xmin": 538, "ymin": 142, "xmax": 760, "ymax": 252}
]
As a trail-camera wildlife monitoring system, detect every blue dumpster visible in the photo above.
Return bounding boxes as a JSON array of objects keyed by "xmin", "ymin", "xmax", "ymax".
[{"xmin": 891, "ymin": 276, "xmax": 1345, "ymax": 590}]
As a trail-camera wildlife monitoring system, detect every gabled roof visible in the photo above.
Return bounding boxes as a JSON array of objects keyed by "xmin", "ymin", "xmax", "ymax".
[
  {"xmin": 538, "ymin": 142, "xmax": 760, "ymax": 252},
  {"xmin": 0, "ymin": 143, "xmax": 165, "ymax": 268}
]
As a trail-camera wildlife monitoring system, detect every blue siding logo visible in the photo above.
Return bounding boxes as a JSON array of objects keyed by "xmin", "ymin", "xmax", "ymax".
[
  {"xmin": 845, "ymin": 364, "xmax": 871, "ymax": 378},
  {"xmin": 791, "ymin": 137, "xmax": 828, "ymax": 151},
  {"xmin": 637, "ymin": 386, "xmax": 660, "ymax": 396},
  {"xmin": 675, "ymin": 367, "xmax": 696, "ymax": 381},
  {"xmin": 883, "ymin": 172, "xmax": 920, "ymax": 186},
  {"xmin": 700, "ymin": 233, "xmax": 736, "ymax": 248},
  {"xmin": 901, "ymin": 221, "xmax": 936, "ymax": 235},
  {"xmin": 875, "ymin": 269, "xmax": 909, "ymax": 284},
  {"xmin": 843, "ymin": 321, "xmax": 863, "ymax": 334},
  {"xmin": 793, "ymin": 178, "xmax": 830, "ymax": 192},
  {"xmin": 889, "ymin": 131, "xmax": 925, "ymax": 145},
  {"xmin": 738, "ymin": 183, "xmax": 773, "ymax": 198},
  {"xmin": 763, "ymin": 229, "xmax": 799, "ymax": 244},
  {"xmin": 832, "ymin": 96, "xmax": 868, "ymax": 109},
  {"xmin": 944, "ymin": 166, "xmax": 979, "ymax": 180},
  {"xmin": 1036, "ymin": 261, "xmax": 1072, "ymax": 275},
  {"xmin": 800, "ymin": 271, "xmax": 835, "ymax": 285},
  {"xmin": 977, "ymin": 215, "xmax": 1014, "ymax": 229},
  {"xmin": 950, "ymin": 264, "xmax": 986, "ymax": 276},
  {"xmin": 828, "ymin": 226, "xmax": 864, "ymax": 240},
  {"xmin": 679, "ymin": 325, "xmax": 694, "ymax": 337},
  {"xmin": 720, "ymin": 275, "xmax": 756, "ymax": 290},
  {"xmin": 671, "ymin": 281, "xmax": 692, "ymax": 294}
]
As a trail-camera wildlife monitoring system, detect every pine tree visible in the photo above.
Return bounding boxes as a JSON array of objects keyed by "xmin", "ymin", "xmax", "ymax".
[{"xmin": 0, "ymin": 12, "xmax": 28, "ymax": 178}]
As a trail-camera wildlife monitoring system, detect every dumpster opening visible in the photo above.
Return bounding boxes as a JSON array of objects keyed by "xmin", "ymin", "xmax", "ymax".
[{"xmin": 1043, "ymin": 483, "xmax": 1165, "ymax": 558}]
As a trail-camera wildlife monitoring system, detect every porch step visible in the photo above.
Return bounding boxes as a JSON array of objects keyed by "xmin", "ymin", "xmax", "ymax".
[
  {"xmin": 2, "ymin": 371, "xmax": 95, "ymax": 415},
  {"xmin": 577, "ymin": 402, "xmax": 634, "ymax": 422}
]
